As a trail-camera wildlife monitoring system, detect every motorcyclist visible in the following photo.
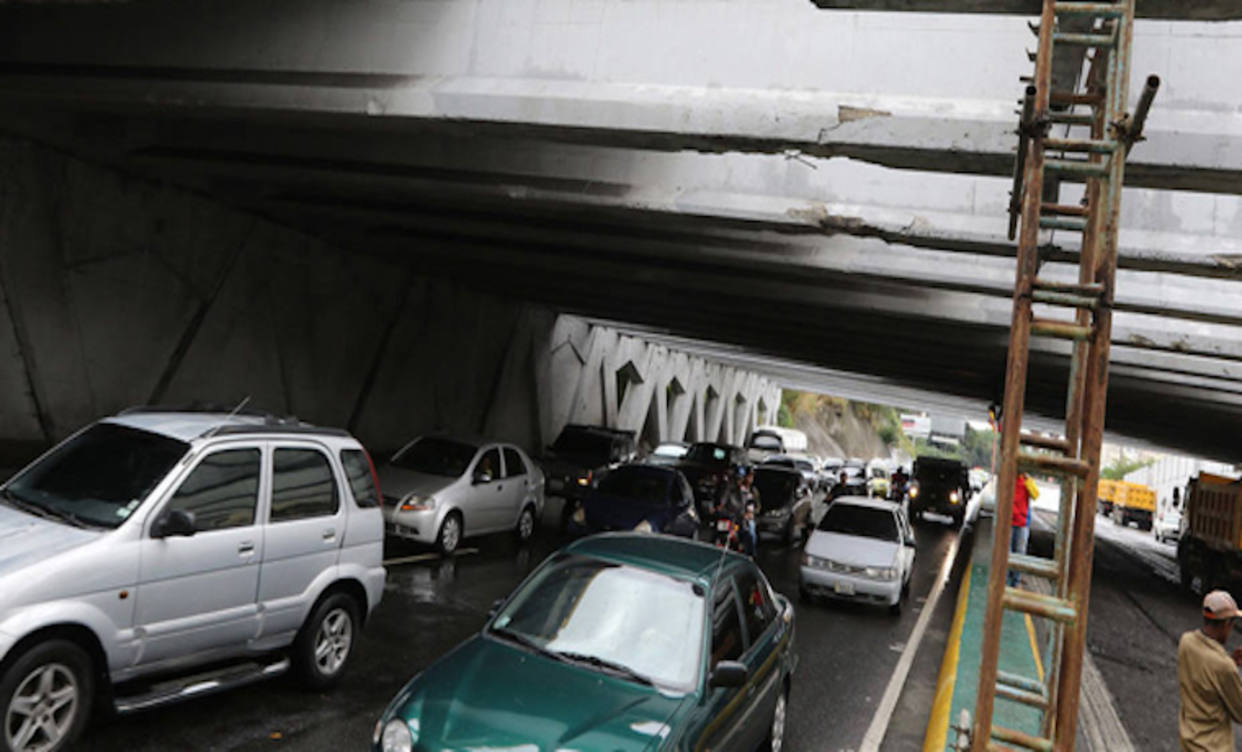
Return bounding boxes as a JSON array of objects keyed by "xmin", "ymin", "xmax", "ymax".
[
  {"xmin": 891, "ymin": 466, "xmax": 910, "ymax": 502},
  {"xmin": 718, "ymin": 465, "xmax": 759, "ymax": 556}
]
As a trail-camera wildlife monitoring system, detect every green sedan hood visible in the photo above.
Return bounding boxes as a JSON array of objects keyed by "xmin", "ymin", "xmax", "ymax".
[{"xmin": 391, "ymin": 635, "xmax": 692, "ymax": 750}]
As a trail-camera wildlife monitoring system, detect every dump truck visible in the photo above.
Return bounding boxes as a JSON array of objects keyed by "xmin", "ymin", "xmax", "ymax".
[
  {"xmin": 1097, "ymin": 478, "xmax": 1121, "ymax": 517},
  {"xmin": 1177, "ymin": 473, "xmax": 1242, "ymax": 593},
  {"xmin": 1111, "ymin": 481, "xmax": 1156, "ymax": 531}
]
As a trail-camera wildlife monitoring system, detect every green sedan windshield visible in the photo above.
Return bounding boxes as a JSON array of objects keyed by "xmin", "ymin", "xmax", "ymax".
[{"xmin": 492, "ymin": 557, "xmax": 706, "ymax": 692}]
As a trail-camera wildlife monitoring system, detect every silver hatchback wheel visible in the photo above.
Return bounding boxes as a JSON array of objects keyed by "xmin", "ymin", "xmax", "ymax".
[
  {"xmin": 5, "ymin": 663, "xmax": 78, "ymax": 752},
  {"xmin": 439, "ymin": 514, "xmax": 461, "ymax": 554},
  {"xmin": 313, "ymin": 608, "xmax": 354, "ymax": 677},
  {"xmin": 517, "ymin": 507, "xmax": 535, "ymax": 541},
  {"xmin": 769, "ymin": 691, "xmax": 787, "ymax": 752}
]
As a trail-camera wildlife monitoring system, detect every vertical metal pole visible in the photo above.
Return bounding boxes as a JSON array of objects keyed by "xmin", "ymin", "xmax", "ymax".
[
  {"xmin": 972, "ymin": 4, "xmax": 1056, "ymax": 749},
  {"xmin": 1044, "ymin": 43, "xmax": 1109, "ymax": 740},
  {"xmin": 1053, "ymin": 4, "xmax": 1136, "ymax": 749}
]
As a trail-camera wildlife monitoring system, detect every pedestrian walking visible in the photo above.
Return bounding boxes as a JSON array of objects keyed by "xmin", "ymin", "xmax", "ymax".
[
  {"xmin": 1007, "ymin": 473, "xmax": 1039, "ymax": 587},
  {"xmin": 1179, "ymin": 590, "xmax": 1242, "ymax": 751}
]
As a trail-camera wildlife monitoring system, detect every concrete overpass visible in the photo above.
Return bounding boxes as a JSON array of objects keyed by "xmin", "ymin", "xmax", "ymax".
[{"xmin": 0, "ymin": 1, "xmax": 1239, "ymax": 461}]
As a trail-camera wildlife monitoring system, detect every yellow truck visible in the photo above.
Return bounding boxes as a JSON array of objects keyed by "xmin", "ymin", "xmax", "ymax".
[
  {"xmin": 1110, "ymin": 481, "xmax": 1156, "ymax": 531},
  {"xmin": 1177, "ymin": 473, "xmax": 1242, "ymax": 593},
  {"xmin": 1097, "ymin": 479, "xmax": 1122, "ymax": 517}
]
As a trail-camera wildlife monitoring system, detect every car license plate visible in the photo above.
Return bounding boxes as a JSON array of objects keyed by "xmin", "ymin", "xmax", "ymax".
[
  {"xmin": 716, "ymin": 519, "xmax": 731, "ymax": 532},
  {"xmin": 834, "ymin": 581, "xmax": 855, "ymax": 596},
  {"xmin": 548, "ymin": 479, "xmax": 563, "ymax": 491}
]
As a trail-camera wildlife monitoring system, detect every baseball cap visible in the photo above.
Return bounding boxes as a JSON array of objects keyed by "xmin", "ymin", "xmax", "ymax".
[{"xmin": 1203, "ymin": 590, "xmax": 1242, "ymax": 620}]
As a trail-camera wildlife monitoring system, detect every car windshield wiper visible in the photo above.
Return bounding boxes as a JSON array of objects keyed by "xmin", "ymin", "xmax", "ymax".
[
  {"xmin": 554, "ymin": 651, "xmax": 655, "ymax": 687},
  {"xmin": 489, "ymin": 628, "xmax": 570, "ymax": 663},
  {"xmin": 0, "ymin": 489, "xmax": 91, "ymax": 529}
]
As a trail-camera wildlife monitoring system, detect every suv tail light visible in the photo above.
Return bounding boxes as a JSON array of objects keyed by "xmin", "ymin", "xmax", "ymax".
[{"xmin": 364, "ymin": 448, "xmax": 384, "ymax": 509}]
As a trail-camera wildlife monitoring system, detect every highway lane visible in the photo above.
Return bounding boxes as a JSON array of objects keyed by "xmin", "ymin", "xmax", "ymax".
[{"xmin": 88, "ymin": 498, "xmax": 963, "ymax": 752}]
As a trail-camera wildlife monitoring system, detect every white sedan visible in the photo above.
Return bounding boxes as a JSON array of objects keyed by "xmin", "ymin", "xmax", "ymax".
[{"xmin": 799, "ymin": 496, "xmax": 916, "ymax": 614}]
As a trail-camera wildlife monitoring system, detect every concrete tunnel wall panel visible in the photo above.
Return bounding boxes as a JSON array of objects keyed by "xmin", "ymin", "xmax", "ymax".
[{"xmin": 0, "ymin": 137, "xmax": 778, "ymax": 463}]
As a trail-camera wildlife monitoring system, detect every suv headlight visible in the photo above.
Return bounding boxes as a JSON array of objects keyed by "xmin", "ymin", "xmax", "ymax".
[
  {"xmin": 381, "ymin": 719, "xmax": 413, "ymax": 752},
  {"xmin": 400, "ymin": 494, "xmax": 437, "ymax": 512},
  {"xmin": 909, "ymin": 485, "xmax": 920, "ymax": 498},
  {"xmin": 949, "ymin": 490, "xmax": 961, "ymax": 504},
  {"xmin": 634, "ymin": 519, "xmax": 653, "ymax": 533}
]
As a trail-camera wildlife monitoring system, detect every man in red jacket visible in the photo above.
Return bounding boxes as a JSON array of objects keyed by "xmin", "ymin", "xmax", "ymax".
[{"xmin": 1008, "ymin": 473, "xmax": 1034, "ymax": 587}]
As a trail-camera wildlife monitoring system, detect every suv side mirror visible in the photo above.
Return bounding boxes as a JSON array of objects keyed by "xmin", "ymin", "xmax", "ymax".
[
  {"xmin": 154, "ymin": 509, "xmax": 197, "ymax": 538},
  {"xmin": 905, "ymin": 535, "xmax": 916, "ymax": 548},
  {"xmin": 473, "ymin": 470, "xmax": 493, "ymax": 485},
  {"xmin": 488, "ymin": 597, "xmax": 505, "ymax": 617},
  {"xmin": 709, "ymin": 661, "xmax": 749, "ymax": 689}
]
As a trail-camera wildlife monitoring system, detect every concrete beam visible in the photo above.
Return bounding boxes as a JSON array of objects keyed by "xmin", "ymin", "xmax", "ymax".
[
  {"xmin": 1, "ymin": 70, "xmax": 1239, "ymax": 195},
  {"xmin": 807, "ymin": 0, "xmax": 1242, "ymax": 21}
]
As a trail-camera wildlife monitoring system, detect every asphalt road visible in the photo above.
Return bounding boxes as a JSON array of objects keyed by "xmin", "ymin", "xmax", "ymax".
[
  {"xmin": 1031, "ymin": 509, "xmax": 1235, "ymax": 751},
  {"xmin": 86, "ymin": 497, "xmax": 962, "ymax": 752}
]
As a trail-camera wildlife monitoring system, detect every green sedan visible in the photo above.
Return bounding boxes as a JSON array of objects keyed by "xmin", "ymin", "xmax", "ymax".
[{"xmin": 372, "ymin": 533, "xmax": 797, "ymax": 752}]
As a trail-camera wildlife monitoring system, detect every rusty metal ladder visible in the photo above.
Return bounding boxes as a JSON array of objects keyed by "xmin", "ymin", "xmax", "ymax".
[{"xmin": 972, "ymin": 1, "xmax": 1159, "ymax": 750}]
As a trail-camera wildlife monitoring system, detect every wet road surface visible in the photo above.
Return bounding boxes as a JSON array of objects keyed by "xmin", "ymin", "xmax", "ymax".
[{"xmin": 87, "ymin": 500, "xmax": 963, "ymax": 751}]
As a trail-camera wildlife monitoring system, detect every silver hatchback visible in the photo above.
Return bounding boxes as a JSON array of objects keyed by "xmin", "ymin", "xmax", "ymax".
[
  {"xmin": 0, "ymin": 410, "xmax": 386, "ymax": 752},
  {"xmin": 379, "ymin": 435, "xmax": 545, "ymax": 554}
]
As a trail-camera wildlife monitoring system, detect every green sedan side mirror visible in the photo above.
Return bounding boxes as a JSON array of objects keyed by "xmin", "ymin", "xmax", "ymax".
[{"xmin": 709, "ymin": 661, "xmax": 749, "ymax": 689}]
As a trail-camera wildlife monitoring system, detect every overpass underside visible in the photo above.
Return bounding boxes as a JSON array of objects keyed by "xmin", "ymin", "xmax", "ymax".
[{"xmin": 0, "ymin": 1, "xmax": 1238, "ymax": 460}]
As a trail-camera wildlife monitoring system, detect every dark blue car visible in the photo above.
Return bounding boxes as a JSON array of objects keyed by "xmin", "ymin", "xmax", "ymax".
[{"xmin": 569, "ymin": 464, "xmax": 700, "ymax": 538}]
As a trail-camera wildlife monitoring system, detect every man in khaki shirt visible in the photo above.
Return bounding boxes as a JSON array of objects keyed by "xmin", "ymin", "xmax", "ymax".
[{"xmin": 1179, "ymin": 590, "xmax": 1242, "ymax": 751}]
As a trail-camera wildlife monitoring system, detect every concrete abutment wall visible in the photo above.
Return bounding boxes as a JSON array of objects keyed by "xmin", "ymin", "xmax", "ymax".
[{"xmin": 0, "ymin": 138, "xmax": 778, "ymax": 464}]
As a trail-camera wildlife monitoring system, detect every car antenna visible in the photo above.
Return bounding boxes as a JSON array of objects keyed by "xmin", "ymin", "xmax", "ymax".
[{"xmin": 203, "ymin": 395, "xmax": 251, "ymax": 439}]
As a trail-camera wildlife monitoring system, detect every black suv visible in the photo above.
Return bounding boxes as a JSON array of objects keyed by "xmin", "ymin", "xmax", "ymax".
[
  {"xmin": 542, "ymin": 424, "xmax": 637, "ymax": 526},
  {"xmin": 909, "ymin": 455, "xmax": 971, "ymax": 525}
]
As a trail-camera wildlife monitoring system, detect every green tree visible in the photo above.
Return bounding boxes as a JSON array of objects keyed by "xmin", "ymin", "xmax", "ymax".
[{"xmin": 1101, "ymin": 454, "xmax": 1154, "ymax": 480}]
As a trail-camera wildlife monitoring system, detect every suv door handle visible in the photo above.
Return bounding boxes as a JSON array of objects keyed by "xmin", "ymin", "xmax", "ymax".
[
  {"xmin": 238, "ymin": 541, "xmax": 255, "ymax": 555},
  {"xmin": 322, "ymin": 528, "xmax": 336, "ymax": 541}
]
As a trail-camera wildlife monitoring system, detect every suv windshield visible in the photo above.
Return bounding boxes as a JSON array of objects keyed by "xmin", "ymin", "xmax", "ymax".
[
  {"xmin": 491, "ymin": 556, "xmax": 705, "ymax": 692},
  {"xmin": 551, "ymin": 429, "xmax": 613, "ymax": 466},
  {"xmin": 753, "ymin": 469, "xmax": 797, "ymax": 508},
  {"xmin": 391, "ymin": 437, "xmax": 478, "ymax": 477},
  {"xmin": 817, "ymin": 503, "xmax": 898, "ymax": 542},
  {"xmin": 915, "ymin": 459, "xmax": 964, "ymax": 486},
  {"xmin": 3, "ymin": 422, "xmax": 188, "ymax": 529},
  {"xmin": 684, "ymin": 444, "xmax": 730, "ymax": 465},
  {"xmin": 749, "ymin": 434, "xmax": 782, "ymax": 451},
  {"xmin": 597, "ymin": 467, "xmax": 669, "ymax": 503}
]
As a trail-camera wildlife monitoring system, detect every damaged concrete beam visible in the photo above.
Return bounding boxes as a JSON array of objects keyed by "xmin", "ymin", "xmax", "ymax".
[
  {"xmin": 808, "ymin": 0, "xmax": 1242, "ymax": 21},
  {"xmin": 0, "ymin": 71, "xmax": 1238, "ymax": 195}
]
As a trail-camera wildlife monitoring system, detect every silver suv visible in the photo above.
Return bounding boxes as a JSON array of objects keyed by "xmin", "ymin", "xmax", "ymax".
[{"xmin": 0, "ymin": 409, "xmax": 386, "ymax": 752}]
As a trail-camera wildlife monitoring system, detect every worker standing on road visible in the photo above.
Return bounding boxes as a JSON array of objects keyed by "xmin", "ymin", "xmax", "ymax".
[
  {"xmin": 1178, "ymin": 590, "xmax": 1242, "ymax": 751},
  {"xmin": 1007, "ymin": 473, "xmax": 1039, "ymax": 587}
]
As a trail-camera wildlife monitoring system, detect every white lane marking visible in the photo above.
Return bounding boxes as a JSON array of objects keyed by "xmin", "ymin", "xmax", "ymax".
[
  {"xmin": 858, "ymin": 530, "xmax": 961, "ymax": 752},
  {"xmin": 383, "ymin": 548, "xmax": 478, "ymax": 566}
]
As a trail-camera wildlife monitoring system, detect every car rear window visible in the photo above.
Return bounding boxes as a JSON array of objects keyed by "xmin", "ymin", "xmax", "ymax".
[{"xmin": 341, "ymin": 449, "xmax": 381, "ymax": 508}]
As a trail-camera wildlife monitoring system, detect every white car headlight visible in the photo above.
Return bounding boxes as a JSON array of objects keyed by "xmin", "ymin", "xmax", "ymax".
[
  {"xmin": 634, "ymin": 519, "xmax": 654, "ymax": 534},
  {"xmin": 400, "ymin": 494, "xmax": 437, "ymax": 512},
  {"xmin": 865, "ymin": 566, "xmax": 898, "ymax": 580},
  {"xmin": 381, "ymin": 719, "xmax": 413, "ymax": 752}
]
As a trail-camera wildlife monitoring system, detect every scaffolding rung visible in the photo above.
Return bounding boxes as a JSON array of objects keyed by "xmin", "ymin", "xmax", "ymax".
[
  {"xmin": 997, "ymin": 670, "xmax": 1046, "ymax": 694},
  {"xmin": 1031, "ymin": 318, "xmax": 1094, "ymax": 341},
  {"xmin": 1053, "ymin": 2, "xmax": 1128, "ymax": 18},
  {"xmin": 1045, "ymin": 137, "xmax": 1117, "ymax": 154},
  {"xmin": 1047, "ymin": 112, "xmax": 1095, "ymax": 126},
  {"xmin": 1050, "ymin": 91, "xmax": 1104, "ymax": 107},
  {"xmin": 1009, "ymin": 552, "xmax": 1061, "ymax": 579},
  {"xmin": 1003, "ymin": 586, "xmax": 1078, "ymax": 623},
  {"xmin": 1045, "ymin": 159, "xmax": 1110, "ymax": 179},
  {"xmin": 997, "ymin": 683, "xmax": 1050, "ymax": 709},
  {"xmin": 1018, "ymin": 450, "xmax": 1091, "ymax": 478},
  {"xmin": 1019, "ymin": 431, "xmax": 1073, "ymax": 453},
  {"xmin": 1038, "ymin": 216, "xmax": 1088, "ymax": 232},
  {"xmin": 1040, "ymin": 203, "xmax": 1089, "ymax": 217},
  {"xmin": 991, "ymin": 724, "xmax": 1055, "ymax": 752},
  {"xmin": 1032, "ymin": 278, "xmax": 1104, "ymax": 296},
  {"xmin": 1032, "ymin": 289, "xmax": 1099, "ymax": 309},
  {"xmin": 1053, "ymin": 31, "xmax": 1117, "ymax": 48}
]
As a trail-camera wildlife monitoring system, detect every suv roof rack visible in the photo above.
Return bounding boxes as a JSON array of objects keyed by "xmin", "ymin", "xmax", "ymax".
[
  {"xmin": 207, "ymin": 422, "xmax": 351, "ymax": 438},
  {"xmin": 117, "ymin": 404, "xmax": 351, "ymax": 439},
  {"xmin": 120, "ymin": 402, "xmax": 275, "ymax": 418}
]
